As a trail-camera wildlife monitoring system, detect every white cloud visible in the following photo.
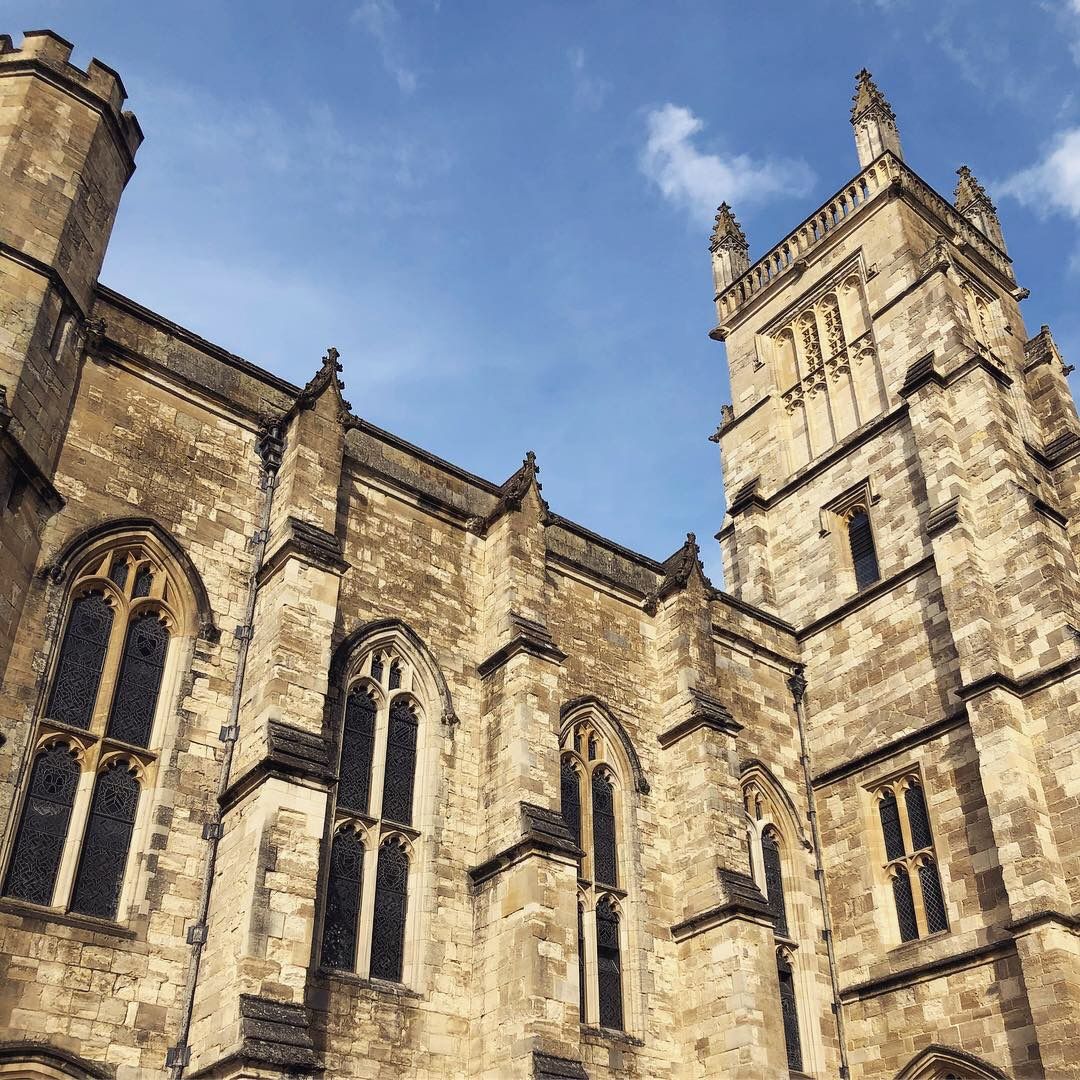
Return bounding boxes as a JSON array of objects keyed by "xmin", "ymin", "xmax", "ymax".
[
  {"xmin": 640, "ymin": 104, "xmax": 814, "ymax": 223},
  {"xmin": 352, "ymin": 0, "xmax": 419, "ymax": 94},
  {"xmin": 999, "ymin": 128, "xmax": 1080, "ymax": 219},
  {"xmin": 568, "ymin": 47, "xmax": 609, "ymax": 111}
]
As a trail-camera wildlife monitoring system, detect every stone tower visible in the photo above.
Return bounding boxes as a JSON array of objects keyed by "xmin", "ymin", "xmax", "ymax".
[
  {"xmin": 713, "ymin": 71, "xmax": 1080, "ymax": 1077},
  {"xmin": 0, "ymin": 30, "xmax": 142, "ymax": 679}
]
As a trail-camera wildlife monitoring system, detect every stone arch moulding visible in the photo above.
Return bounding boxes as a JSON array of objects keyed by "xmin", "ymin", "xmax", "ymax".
[
  {"xmin": 560, "ymin": 695, "xmax": 649, "ymax": 795},
  {"xmin": 739, "ymin": 758, "xmax": 812, "ymax": 851},
  {"xmin": 329, "ymin": 618, "xmax": 458, "ymax": 727},
  {"xmin": 0, "ymin": 1041, "xmax": 114, "ymax": 1079},
  {"xmin": 40, "ymin": 516, "xmax": 219, "ymax": 643},
  {"xmin": 894, "ymin": 1043, "xmax": 1011, "ymax": 1080}
]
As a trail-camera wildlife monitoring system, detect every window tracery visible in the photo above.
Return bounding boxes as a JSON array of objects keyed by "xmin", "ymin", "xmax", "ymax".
[{"xmin": 1, "ymin": 533, "xmax": 198, "ymax": 922}]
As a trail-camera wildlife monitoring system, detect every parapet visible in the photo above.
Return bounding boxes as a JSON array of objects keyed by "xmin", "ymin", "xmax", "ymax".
[{"xmin": 0, "ymin": 30, "xmax": 143, "ymax": 160}]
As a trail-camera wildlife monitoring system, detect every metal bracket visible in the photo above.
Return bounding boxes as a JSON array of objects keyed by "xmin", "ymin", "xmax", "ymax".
[
  {"xmin": 219, "ymin": 724, "xmax": 239, "ymax": 743},
  {"xmin": 165, "ymin": 1046, "xmax": 190, "ymax": 1068},
  {"xmin": 202, "ymin": 821, "xmax": 223, "ymax": 841},
  {"xmin": 186, "ymin": 923, "xmax": 207, "ymax": 945},
  {"xmin": 233, "ymin": 624, "xmax": 253, "ymax": 641}
]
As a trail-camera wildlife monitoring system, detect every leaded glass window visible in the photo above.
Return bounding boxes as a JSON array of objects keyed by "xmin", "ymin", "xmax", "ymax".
[
  {"xmin": 2, "ymin": 744, "xmax": 80, "ymax": 905},
  {"xmin": 46, "ymin": 592, "xmax": 113, "ymax": 729},
  {"xmin": 848, "ymin": 508, "xmax": 880, "ymax": 589},
  {"xmin": 106, "ymin": 613, "xmax": 169, "ymax": 747},
  {"xmin": 577, "ymin": 902, "xmax": 587, "ymax": 1022},
  {"xmin": 370, "ymin": 840, "xmax": 408, "ymax": 982},
  {"xmin": 919, "ymin": 859, "xmax": 949, "ymax": 934},
  {"xmin": 321, "ymin": 827, "xmax": 364, "ymax": 971},
  {"xmin": 109, "ymin": 560, "xmax": 129, "ymax": 589},
  {"xmin": 762, "ymin": 828, "xmax": 789, "ymax": 938},
  {"xmin": 777, "ymin": 951, "xmax": 803, "ymax": 1072},
  {"xmin": 595, "ymin": 898, "xmax": 623, "ymax": 1030},
  {"xmin": 70, "ymin": 763, "xmax": 140, "ymax": 919},
  {"xmin": 381, "ymin": 699, "xmax": 417, "ymax": 826},
  {"xmin": 591, "ymin": 771, "xmax": 618, "ymax": 887},
  {"xmin": 905, "ymin": 783, "xmax": 933, "ymax": 852},
  {"xmin": 132, "ymin": 566, "xmax": 153, "ymax": 598},
  {"xmin": 561, "ymin": 757, "xmax": 582, "ymax": 851},
  {"xmin": 388, "ymin": 660, "xmax": 402, "ymax": 690},
  {"xmin": 339, "ymin": 688, "xmax": 376, "ymax": 814},
  {"xmin": 879, "ymin": 789, "xmax": 905, "ymax": 861},
  {"xmin": 893, "ymin": 868, "xmax": 918, "ymax": 941}
]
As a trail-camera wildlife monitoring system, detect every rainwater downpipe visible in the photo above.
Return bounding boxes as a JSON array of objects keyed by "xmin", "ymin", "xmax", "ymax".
[
  {"xmin": 167, "ymin": 423, "xmax": 282, "ymax": 1077},
  {"xmin": 789, "ymin": 664, "xmax": 850, "ymax": 1080}
]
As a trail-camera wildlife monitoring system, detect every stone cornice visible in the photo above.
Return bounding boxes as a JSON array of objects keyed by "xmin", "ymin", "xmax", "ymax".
[
  {"xmin": 0, "ymin": 398, "xmax": 65, "ymax": 517},
  {"xmin": 657, "ymin": 691, "xmax": 741, "ymax": 749},
  {"xmin": 477, "ymin": 615, "xmax": 567, "ymax": 679},
  {"xmin": 669, "ymin": 869, "xmax": 773, "ymax": 942},
  {"xmin": 258, "ymin": 516, "xmax": 349, "ymax": 583},
  {"xmin": 956, "ymin": 654, "xmax": 1080, "ymax": 703},
  {"xmin": 219, "ymin": 724, "xmax": 335, "ymax": 816},
  {"xmin": 467, "ymin": 802, "xmax": 583, "ymax": 887}
]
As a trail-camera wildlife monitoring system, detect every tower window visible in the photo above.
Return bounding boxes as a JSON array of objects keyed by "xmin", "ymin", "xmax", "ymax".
[
  {"xmin": 847, "ymin": 507, "xmax": 880, "ymax": 589},
  {"xmin": 777, "ymin": 949, "xmax": 804, "ymax": 1072}
]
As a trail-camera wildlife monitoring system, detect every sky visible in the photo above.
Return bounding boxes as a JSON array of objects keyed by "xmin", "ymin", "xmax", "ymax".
[{"xmin": 7, "ymin": 1, "xmax": 1080, "ymax": 584}]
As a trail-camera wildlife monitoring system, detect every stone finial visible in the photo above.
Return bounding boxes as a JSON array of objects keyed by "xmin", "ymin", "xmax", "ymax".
[
  {"xmin": 954, "ymin": 165, "xmax": 1007, "ymax": 253},
  {"xmin": 710, "ymin": 203, "xmax": 750, "ymax": 293},
  {"xmin": 850, "ymin": 69, "xmax": 903, "ymax": 167}
]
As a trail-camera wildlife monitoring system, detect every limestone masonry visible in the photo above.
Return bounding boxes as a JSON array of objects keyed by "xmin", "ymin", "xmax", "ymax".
[{"xmin": 0, "ymin": 28, "xmax": 1077, "ymax": 1080}]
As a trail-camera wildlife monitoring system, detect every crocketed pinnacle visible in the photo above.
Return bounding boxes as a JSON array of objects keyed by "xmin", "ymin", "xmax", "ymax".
[
  {"xmin": 954, "ymin": 165, "xmax": 995, "ymax": 213},
  {"xmin": 710, "ymin": 202, "xmax": 748, "ymax": 252},
  {"xmin": 850, "ymin": 68, "xmax": 896, "ymax": 123}
]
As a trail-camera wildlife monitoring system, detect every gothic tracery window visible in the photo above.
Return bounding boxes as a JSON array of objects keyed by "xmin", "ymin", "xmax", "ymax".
[
  {"xmin": 874, "ymin": 773, "xmax": 949, "ymax": 943},
  {"xmin": 560, "ymin": 713, "xmax": 633, "ymax": 1031},
  {"xmin": 2, "ymin": 536, "xmax": 194, "ymax": 921},
  {"xmin": 321, "ymin": 644, "xmax": 426, "ymax": 984}
]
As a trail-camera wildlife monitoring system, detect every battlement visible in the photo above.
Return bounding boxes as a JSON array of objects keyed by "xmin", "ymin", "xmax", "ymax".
[{"xmin": 0, "ymin": 30, "xmax": 142, "ymax": 159}]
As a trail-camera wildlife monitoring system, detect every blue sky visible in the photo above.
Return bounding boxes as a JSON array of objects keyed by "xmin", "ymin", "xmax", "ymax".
[{"xmin": 9, "ymin": 2, "xmax": 1080, "ymax": 583}]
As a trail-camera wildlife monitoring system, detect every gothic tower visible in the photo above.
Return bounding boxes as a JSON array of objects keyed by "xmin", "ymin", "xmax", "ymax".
[
  {"xmin": 0, "ymin": 31, "xmax": 142, "ymax": 680},
  {"xmin": 712, "ymin": 71, "xmax": 1080, "ymax": 1078}
]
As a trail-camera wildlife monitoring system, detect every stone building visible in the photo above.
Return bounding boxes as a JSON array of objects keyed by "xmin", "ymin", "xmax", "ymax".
[{"xmin": 0, "ymin": 27, "xmax": 1077, "ymax": 1080}]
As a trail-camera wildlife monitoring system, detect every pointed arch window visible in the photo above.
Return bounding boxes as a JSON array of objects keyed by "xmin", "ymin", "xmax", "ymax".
[
  {"xmin": 2, "ymin": 537, "xmax": 195, "ymax": 923},
  {"xmin": 761, "ymin": 828, "xmax": 789, "ymax": 938},
  {"xmin": 848, "ymin": 507, "xmax": 880, "ymax": 589},
  {"xmin": 560, "ymin": 713, "xmax": 634, "ymax": 1033},
  {"xmin": 777, "ymin": 949, "xmax": 803, "ymax": 1072},
  {"xmin": 873, "ymin": 773, "xmax": 949, "ymax": 943},
  {"xmin": 320, "ymin": 645, "xmax": 428, "ymax": 985}
]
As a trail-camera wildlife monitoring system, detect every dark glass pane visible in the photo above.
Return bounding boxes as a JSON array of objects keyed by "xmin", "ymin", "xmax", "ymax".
[
  {"xmin": 561, "ymin": 757, "xmax": 582, "ymax": 852},
  {"xmin": 106, "ymin": 613, "xmax": 169, "ymax": 747},
  {"xmin": 587, "ymin": 735, "xmax": 597, "ymax": 761},
  {"xmin": 46, "ymin": 592, "xmax": 113, "ymax": 729},
  {"xmin": 762, "ymin": 831, "xmax": 789, "ymax": 938},
  {"xmin": 381, "ymin": 700, "xmax": 418, "ymax": 826},
  {"xmin": 109, "ymin": 561, "xmax": 128, "ymax": 589},
  {"xmin": 321, "ymin": 827, "xmax": 363, "ymax": 971},
  {"xmin": 132, "ymin": 566, "xmax": 153, "ymax": 598},
  {"xmin": 595, "ymin": 898, "xmax": 623, "ymax": 1030},
  {"xmin": 2, "ymin": 744, "xmax": 80, "ymax": 905},
  {"xmin": 370, "ymin": 654, "xmax": 383, "ymax": 683},
  {"xmin": 339, "ymin": 688, "xmax": 376, "ymax": 813},
  {"xmin": 591, "ymin": 772, "xmax": 618, "ymax": 887},
  {"xmin": 388, "ymin": 661, "xmax": 402, "ymax": 690},
  {"xmin": 70, "ymin": 764, "xmax": 140, "ymax": 919},
  {"xmin": 919, "ymin": 859, "xmax": 949, "ymax": 934},
  {"xmin": 849, "ymin": 510, "xmax": 880, "ymax": 589},
  {"xmin": 905, "ymin": 783, "xmax": 934, "ymax": 852},
  {"xmin": 777, "ymin": 952, "xmax": 803, "ymax": 1072},
  {"xmin": 577, "ymin": 904, "xmax": 587, "ymax": 1022},
  {"xmin": 893, "ymin": 868, "xmax": 919, "ymax": 942},
  {"xmin": 879, "ymin": 790, "xmax": 905, "ymax": 861},
  {"xmin": 370, "ymin": 841, "xmax": 408, "ymax": 982}
]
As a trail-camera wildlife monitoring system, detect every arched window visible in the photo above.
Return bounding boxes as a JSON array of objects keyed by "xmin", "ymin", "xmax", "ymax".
[
  {"xmin": 873, "ymin": 774, "xmax": 949, "ymax": 943},
  {"xmin": 848, "ymin": 507, "xmax": 880, "ymax": 589},
  {"xmin": 777, "ymin": 949, "xmax": 803, "ymax": 1072},
  {"xmin": 761, "ymin": 828, "xmax": 789, "ymax": 938},
  {"xmin": 2, "ymin": 535, "xmax": 196, "ymax": 922},
  {"xmin": 560, "ymin": 708, "xmax": 636, "ymax": 1032},
  {"xmin": 320, "ymin": 641, "xmax": 434, "ymax": 985}
]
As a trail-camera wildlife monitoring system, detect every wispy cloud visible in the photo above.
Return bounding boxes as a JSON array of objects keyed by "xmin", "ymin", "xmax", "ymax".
[
  {"xmin": 640, "ymin": 103, "xmax": 814, "ymax": 222},
  {"xmin": 568, "ymin": 47, "xmax": 609, "ymax": 111},
  {"xmin": 352, "ymin": 0, "xmax": 419, "ymax": 94}
]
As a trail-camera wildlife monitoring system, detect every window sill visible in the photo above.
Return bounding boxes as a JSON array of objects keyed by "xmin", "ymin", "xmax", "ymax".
[
  {"xmin": 888, "ymin": 928, "xmax": 950, "ymax": 954},
  {"xmin": 317, "ymin": 967, "xmax": 422, "ymax": 999},
  {"xmin": 580, "ymin": 1024, "xmax": 644, "ymax": 1047},
  {"xmin": 0, "ymin": 897, "xmax": 137, "ymax": 939}
]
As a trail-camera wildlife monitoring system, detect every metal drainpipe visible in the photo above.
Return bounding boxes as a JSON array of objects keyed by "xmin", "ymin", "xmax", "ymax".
[
  {"xmin": 167, "ymin": 422, "xmax": 282, "ymax": 1077},
  {"xmin": 789, "ymin": 664, "xmax": 850, "ymax": 1080}
]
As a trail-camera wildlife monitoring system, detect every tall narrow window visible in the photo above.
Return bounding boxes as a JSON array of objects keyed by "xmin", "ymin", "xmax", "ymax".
[
  {"xmin": 339, "ymin": 688, "xmax": 376, "ymax": 813},
  {"xmin": 761, "ymin": 828, "xmax": 789, "ymax": 938},
  {"xmin": 595, "ymin": 898, "xmax": 624, "ymax": 1031},
  {"xmin": 848, "ymin": 508, "xmax": 880, "ymax": 589},
  {"xmin": 370, "ymin": 839, "xmax": 409, "ymax": 983},
  {"xmin": 3, "ymin": 743, "xmax": 80, "ymax": 905},
  {"xmin": 875, "ymin": 774, "xmax": 949, "ymax": 943},
  {"xmin": 106, "ymin": 612, "xmax": 169, "ymax": 747},
  {"xmin": 561, "ymin": 757, "xmax": 582, "ymax": 851},
  {"xmin": 382, "ymin": 699, "xmax": 418, "ymax": 826},
  {"xmin": 591, "ymin": 771, "xmax": 618, "ymax": 888},
  {"xmin": 70, "ymin": 763, "xmax": 140, "ymax": 919},
  {"xmin": 577, "ymin": 902, "xmax": 587, "ymax": 1022},
  {"xmin": 46, "ymin": 592, "xmax": 113, "ymax": 729},
  {"xmin": 321, "ymin": 826, "xmax": 364, "ymax": 972},
  {"xmin": 777, "ymin": 951, "xmax": 804, "ymax": 1072}
]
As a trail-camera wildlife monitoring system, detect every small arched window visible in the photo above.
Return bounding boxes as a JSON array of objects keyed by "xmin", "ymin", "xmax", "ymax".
[
  {"xmin": 595, "ymin": 897, "xmax": 623, "ymax": 1031},
  {"xmin": 2, "ymin": 536, "xmax": 195, "ymax": 922},
  {"xmin": 777, "ymin": 949, "xmax": 803, "ymax": 1072},
  {"xmin": 848, "ymin": 507, "xmax": 880, "ymax": 589},
  {"xmin": 761, "ymin": 828, "xmax": 789, "ymax": 938},
  {"xmin": 370, "ymin": 839, "xmax": 409, "ymax": 983},
  {"xmin": 339, "ymin": 687, "xmax": 376, "ymax": 814},
  {"xmin": 591, "ymin": 771, "xmax": 618, "ymax": 888}
]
